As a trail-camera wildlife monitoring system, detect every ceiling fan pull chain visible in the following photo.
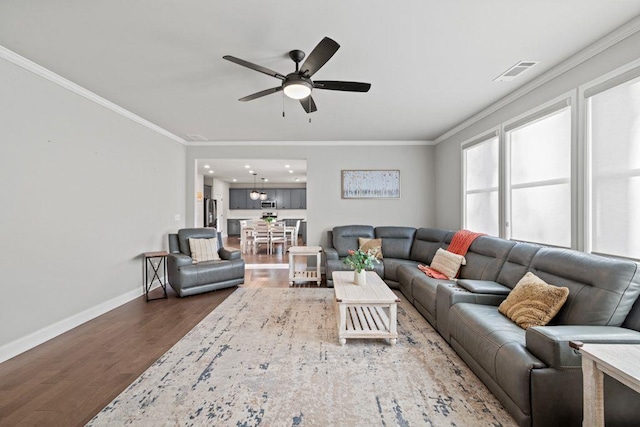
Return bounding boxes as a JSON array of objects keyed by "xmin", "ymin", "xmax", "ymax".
[{"xmin": 282, "ymin": 92, "xmax": 285, "ymax": 118}]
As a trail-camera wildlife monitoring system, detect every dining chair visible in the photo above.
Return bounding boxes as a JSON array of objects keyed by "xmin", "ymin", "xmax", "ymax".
[
  {"xmin": 252, "ymin": 222, "xmax": 271, "ymax": 254},
  {"xmin": 269, "ymin": 222, "xmax": 288, "ymax": 254},
  {"xmin": 292, "ymin": 220, "xmax": 301, "ymax": 246}
]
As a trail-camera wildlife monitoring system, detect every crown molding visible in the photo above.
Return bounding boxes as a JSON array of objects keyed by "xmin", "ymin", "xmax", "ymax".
[
  {"xmin": 434, "ymin": 14, "xmax": 640, "ymax": 145},
  {"xmin": 186, "ymin": 140, "xmax": 435, "ymax": 147},
  {"xmin": 0, "ymin": 45, "xmax": 186, "ymax": 145}
]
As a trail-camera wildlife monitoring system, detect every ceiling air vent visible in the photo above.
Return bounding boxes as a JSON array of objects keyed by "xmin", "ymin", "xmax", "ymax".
[
  {"xmin": 187, "ymin": 134, "xmax": 208, "ymax": 141},
  {"xmin": 494, "ymin": 60, "xmax": 540, "ymax": 82}
]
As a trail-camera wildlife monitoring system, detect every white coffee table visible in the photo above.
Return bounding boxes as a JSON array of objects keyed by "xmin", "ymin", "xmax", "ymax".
[
  {"xmin": 332, "ymin": 271, "xmax": 400, "ymax": 345},
  {"xmin": 288, "ymin": 246, "xmax": 322, "ymax": 286}
]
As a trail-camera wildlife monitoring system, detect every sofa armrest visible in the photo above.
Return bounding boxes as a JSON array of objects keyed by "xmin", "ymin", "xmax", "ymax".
[
  {"xmin": 456, "ymin": 279, "xmax": 511, "ymax": 295},
  {"xmin": 526, "ymin": 326, "xmax": 640, "ymax": 369},
  {"xmin": 219, "ymin": 247, "xmax": 241, "ymax": 260},
  {"xmin": 168, "ymin": 253, "xmax": 193, "ymax": 268},
  {"xmin": 324, "ymin": 247, "xmax": 339, "ymax": 261}
]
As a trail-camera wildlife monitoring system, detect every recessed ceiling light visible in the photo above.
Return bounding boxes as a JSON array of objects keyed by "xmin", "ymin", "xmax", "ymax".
[
  {"xmin": 232, "ymin": 178, "xmax": 237, "ymax": 182},
  {"xmin": 295, "ymin": 178, "xmax": 300, "ymax": 181},
  {"xmin": 289, "ymin": 170, "xmax": 293, "ymax": 173},
  {"xmin": 264, "ymin": 178, "xmax": 269, "ymax": 182},
  {"xmin": 285, "ymin": 164, "xmax": 290, "ymax": 168},
  {"xmin": 249, "ymin": 170, "xmax": 254, "ymax": 174},
  {"xmin": 245, "ymin": 165, "xmax": 250, "ymax": 168},
  {"xmin": 204, "ymin": 165, "xmax": 210, "ymax": 169},
  {"xmin": 209, "ymin": 170, "xmax": 214, "ymax": 174}
]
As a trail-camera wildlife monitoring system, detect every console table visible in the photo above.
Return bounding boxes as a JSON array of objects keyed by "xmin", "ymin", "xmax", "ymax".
[{"xmin": 143, "ymin": 251, "xmax": 168, "ymax": 302}]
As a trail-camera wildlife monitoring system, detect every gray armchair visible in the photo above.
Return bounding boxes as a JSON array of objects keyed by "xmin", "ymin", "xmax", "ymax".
[{"xmin": 167, "ymin": 228, "xmax": 244, "ymax": 297}]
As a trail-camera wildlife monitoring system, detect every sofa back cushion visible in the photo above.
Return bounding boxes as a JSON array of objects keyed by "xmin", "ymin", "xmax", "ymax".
[
  {"xmin": 177, "ymin": 228, "xmax": 221, "ymax": 257},
  {"xmin": 375, "ymin": 226, "xmax": 416, "ymax": 259},
  {"xmin": 496, "ymin": 242, "xmax": 543, "ymax": 288},
  {"xmin": 409, "ymin": 228, "xmax": 450, "ymax": 264},
  {"xmin": 458, "ymin": 236, "xmax": 516, "ymax": 281},
  {"xmin": 530, "ymin": 248, "xmax": 640, "ymax": 326},
  {"xmin": 332, "ymin": 225, "xmax": 375, "ymax": 257}
]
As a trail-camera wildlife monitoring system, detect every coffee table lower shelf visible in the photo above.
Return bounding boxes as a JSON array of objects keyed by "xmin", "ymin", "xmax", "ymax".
[{"xmin": 337, "ymin": 303, "xmax": 397, "ymax": 345}]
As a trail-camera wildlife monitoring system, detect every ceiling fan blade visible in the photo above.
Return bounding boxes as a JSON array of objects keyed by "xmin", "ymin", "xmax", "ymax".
[
  {"xmin": 223, "ymin": 55, "xmax": 286, "ymax": 80},
  {"xmin": 239, "ymin": 86, "xmax": 283, "ymax": 102},
  {"xmin": 314, "ymin": 81, "xmax": 371, "ymax": 92},
  {"xmin": 299, "ymin": 96, "xmax": 317, "ymax": 114},
  {"xmin": 299, "ymin": 37, "xmax": 340, "ymax": 77}
]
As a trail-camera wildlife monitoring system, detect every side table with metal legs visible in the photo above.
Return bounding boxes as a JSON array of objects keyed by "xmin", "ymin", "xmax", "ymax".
[{"xmin": 143, "ymin": 251, "xmax": 168, "ymax": 302}]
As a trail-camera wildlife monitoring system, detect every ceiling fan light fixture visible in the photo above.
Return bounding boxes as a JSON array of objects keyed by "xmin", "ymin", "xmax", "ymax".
[{"xmin": 283, "ymin": 78, "xmax": 312, "ymax": 100}]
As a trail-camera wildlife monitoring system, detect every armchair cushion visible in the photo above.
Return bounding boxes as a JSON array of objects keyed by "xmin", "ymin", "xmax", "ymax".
[{"xmin": 188, "ymin": 238, "xmax": 221, "ymax": 263}]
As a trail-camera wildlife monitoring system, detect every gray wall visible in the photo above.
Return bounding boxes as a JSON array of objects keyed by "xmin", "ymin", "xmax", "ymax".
[
  {"xmin": 434, "ymin": 31, "xmax": 640, "ymax": 230},
  {"xmin": 0, "ymin": 58, "xmax": 186, "ymax": 352},
  {"xmin": 187, "ymin": 144, "xmax": 435, "ymax": 246}
]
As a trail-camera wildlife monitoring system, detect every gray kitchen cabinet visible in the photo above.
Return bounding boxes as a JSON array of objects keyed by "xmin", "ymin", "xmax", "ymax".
[
  {"xmin": 276, "ymin": 189, "xmax": 290, "ymax": 209},
  {"xmin": 290, "ymin": 189, "xmax": 306, "ymax": 209},
  {"xmin": 229, "ymin": 189, "xmax": 247, "ymax": 209},
  {"xmin": 248, "ymin": 194, "xmax": 261, "ymax": 209},
  {"xmin": 227, "ymin": 219, "xmax": 241, "ymax": 236}
]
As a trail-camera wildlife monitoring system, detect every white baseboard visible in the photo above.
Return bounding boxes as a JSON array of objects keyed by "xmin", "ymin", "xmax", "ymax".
[{"xmin": 0, "ymin": 280, "xmax": 164, "ymax": 364}]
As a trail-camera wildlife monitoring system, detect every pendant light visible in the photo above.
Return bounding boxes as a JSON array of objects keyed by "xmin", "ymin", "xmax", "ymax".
[
  {"xmin": 259, "ymin": 178, "xmax": 268, "ymax": 201},
  {"xmin": 249, "ymin": 173, "xmax": 260, "ymax": 200}
]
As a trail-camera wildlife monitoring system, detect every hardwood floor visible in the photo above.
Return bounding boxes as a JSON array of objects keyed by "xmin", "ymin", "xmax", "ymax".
[{"xmin": 0, "ymin": 239, "xmax": 324, "ymax": 427}]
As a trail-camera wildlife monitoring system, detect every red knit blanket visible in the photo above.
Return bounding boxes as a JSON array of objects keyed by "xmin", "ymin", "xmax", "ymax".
[{"xmin": 419, "ymin": 229, "xmax": 485, "ymax": 279}]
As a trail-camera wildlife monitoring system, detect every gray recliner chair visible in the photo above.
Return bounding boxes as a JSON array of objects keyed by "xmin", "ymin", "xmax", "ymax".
[{"xmin": 167, "ymin": 228, "xmax": 244, "ymax": 297}]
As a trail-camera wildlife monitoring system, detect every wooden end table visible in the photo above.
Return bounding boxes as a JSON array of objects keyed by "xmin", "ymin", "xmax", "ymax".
[
  {"xmin": 570, "ymin": 341, "xmax": 640, "ymax": 426},
  {"xmin": 332, "ymin": 271, "xmax": 400, "ymax": 345},
  {"xmin": 288, "ymin": 246, "xmax": 322, "ymax": 286}
]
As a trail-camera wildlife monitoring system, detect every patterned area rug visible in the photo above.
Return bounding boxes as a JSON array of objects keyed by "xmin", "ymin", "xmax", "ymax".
[{"xmin": 88, "ymin": 288, "xmax": 515, "ymax": 426}]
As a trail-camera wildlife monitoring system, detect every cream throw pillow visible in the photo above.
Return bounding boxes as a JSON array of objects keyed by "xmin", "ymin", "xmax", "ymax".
[
  {"xmin": 359, "ymin": 237, "xmax": 383, "ymax": 259},
  {"xmin": 189, "ymin": 238, "xmax": 221, "ymax": 263},
  {"xmin": 430, "ymin": 248, "xmax": 466, "ymax": 279},
  {"xmin": 498, "ymin": 272, "xmax": 569, "ymax": 329}
]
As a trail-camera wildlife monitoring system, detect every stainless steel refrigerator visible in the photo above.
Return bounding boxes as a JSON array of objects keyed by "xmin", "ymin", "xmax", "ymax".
[{"xmin": 204, "ymin": 198, "xmax": 217, "ymax": 228}]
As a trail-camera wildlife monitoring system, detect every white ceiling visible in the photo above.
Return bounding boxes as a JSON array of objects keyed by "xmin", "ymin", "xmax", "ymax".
[
  {"xmin": 198, "ymin": 158, "xmax": 307, "ymax": 184},
  {"xmin": 1, "ymin": 1, "xmax": 640, "ymax": 142}
]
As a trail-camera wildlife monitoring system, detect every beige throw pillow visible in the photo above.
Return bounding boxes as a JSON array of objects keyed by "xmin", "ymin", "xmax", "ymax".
[
  {"xmin": 359, "ymin": 237, "xmax": 383, "ymax": 259},
  {"xmin": 429, "ymin": 248, "xmax": 466, "ymax": 280},
  {"xmin": 498, "ymin": 272, "xmax": 569, "ymax": 329},
  {"xmin": 189, "ymin": 238, "xmax": 221, "ymax": 263}
]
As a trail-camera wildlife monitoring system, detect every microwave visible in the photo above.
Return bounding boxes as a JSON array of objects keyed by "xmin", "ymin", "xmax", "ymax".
[{"xmin": 261, "ymin": 200, "xmax": 276, "ymax": 209}]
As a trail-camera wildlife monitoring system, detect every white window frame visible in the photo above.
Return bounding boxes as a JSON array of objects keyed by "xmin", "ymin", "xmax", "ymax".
[
  {"xmin": 580, "ymin": 58, "xmax": 640, "ymax": 260},
  {"xmin": 502, "ymin": 92, "xmax": 576, "ymax": 248}
]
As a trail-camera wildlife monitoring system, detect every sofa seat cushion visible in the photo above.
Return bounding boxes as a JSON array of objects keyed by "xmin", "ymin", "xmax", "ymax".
[
  {"xmin": 177, "ymin": 259, "xmax": 243, "ymax": 289},
  {"xmin": 412, "ymin": 274, "xmax": 455, "ymax": 324},
  {"xmin": 397, "ymin": 264, "xmax": 425, "ymax": 301},
  {"xmin": 449, "ymin": 303, "xmax": 546, "ymax": 414},
  {"xmin": 382, "ymin": 258, "xmax": 419, "ymax": 283}
]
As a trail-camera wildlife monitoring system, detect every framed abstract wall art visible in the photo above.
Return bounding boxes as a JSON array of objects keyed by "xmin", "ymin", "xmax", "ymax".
[{"xmin": 341, "ymin": 170, "xmax": 400, "ymax": 199}]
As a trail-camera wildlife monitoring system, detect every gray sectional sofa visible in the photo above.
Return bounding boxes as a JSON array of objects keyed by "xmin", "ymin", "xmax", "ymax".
[{"xmin": 323, "ymin": 225, "xmax": 640, "ymax": 427}]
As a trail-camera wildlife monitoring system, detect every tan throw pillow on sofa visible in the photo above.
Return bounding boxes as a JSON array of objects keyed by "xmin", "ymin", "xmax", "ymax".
[
  {"xmin": 189, "ymin": 238, "xmax": 221, "ymax": 263},
  {"xmin": 499, "ymin": 272, "xmax": 569, "ymax": 329},
  {"xmin": 429, "ymin": 248, "xmax": 466, "ymax": 279},
  {"xmin": 359, "ymin": 237, "xmax": 383, "ymax": 259}
]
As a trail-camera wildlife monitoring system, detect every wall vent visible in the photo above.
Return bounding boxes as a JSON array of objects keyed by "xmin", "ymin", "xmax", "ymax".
[
  {"xmin": 187, "ymin": 134, "xmax": 208, "ymax": 141},
  {"xmin": 494, "ymin": 60, "xmax": 540, "ymax": 82}
]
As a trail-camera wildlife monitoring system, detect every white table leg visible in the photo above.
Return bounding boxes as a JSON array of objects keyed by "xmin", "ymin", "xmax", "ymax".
[
  {"xmin": 338, "ymin": 303, "xmax": 347, "ymax": 345},
  {"xmin": 389, "ymin": 303, "xmax": 398, "ymax": 345},
  {"xmin": 288, "ymin": 251, "xmax": 294, "ymax": 286},
  {"xmin": 582, "ymin": 357, "xmax": 605, "ymax": 427}
]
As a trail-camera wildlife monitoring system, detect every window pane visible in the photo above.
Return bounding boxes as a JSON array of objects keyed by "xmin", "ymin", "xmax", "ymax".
[
  {"xmin": 511, "ymin": 183, "xmax": 571, "ymax": 247},
  {"xmin": 510, "ymin": 107, "xmax": 571, "ymax": 185},
  {"xmin": 507, "ymin": 105, "xmax": 572, "ymax": 247},
  {"xmin": 464, "ymin": 136, "xmax": 499, "ymax": 236},
  {"xmin": 466, "ymin": 137, "xmax": 498, "ymax": 191},
  {"xmin": 590, "ymin": 76, "xmax": 640, "ymax": 259},
  {"xmin": 466, "ymin": 191, "xmax": 499, "ymax": 236}
]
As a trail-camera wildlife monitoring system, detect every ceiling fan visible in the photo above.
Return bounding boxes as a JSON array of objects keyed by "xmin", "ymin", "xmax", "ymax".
[{"xmin": 223, "ymin": 37, "xmax": 371, "ymax": 113}]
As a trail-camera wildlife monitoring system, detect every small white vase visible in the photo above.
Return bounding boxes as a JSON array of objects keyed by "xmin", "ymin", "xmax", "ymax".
[{"xmin": 354, "ymin": 270, "xmax": 367, "ymax": 285}]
